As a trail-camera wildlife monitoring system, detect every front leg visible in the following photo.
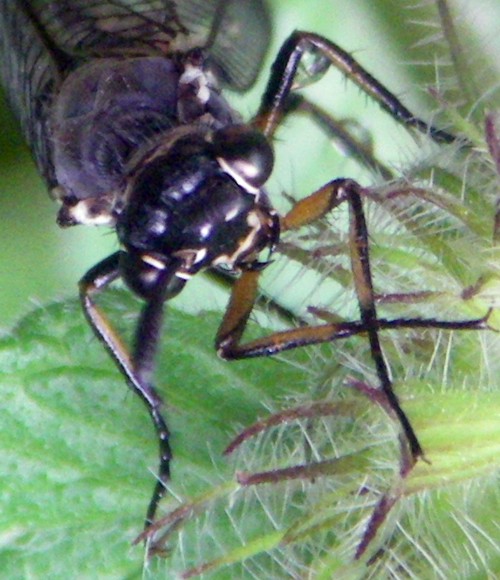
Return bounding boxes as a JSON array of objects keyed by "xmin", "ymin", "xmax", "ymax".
[
  {"xmin": 79, "ymin": 252, "xmax": 174, "ymax": 525},
  {"xmin": 217, "ymin": 179, "xmax": 423, "ymax": 459},
  {"xmin": 217, "ymin": 179, "xmax": 491, "ymax": 461}
]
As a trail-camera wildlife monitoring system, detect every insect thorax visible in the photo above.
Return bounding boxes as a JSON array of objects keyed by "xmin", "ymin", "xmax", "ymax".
[{"xmin": 51, "ymin": 52, "xmax": 239, "ymax": 227}]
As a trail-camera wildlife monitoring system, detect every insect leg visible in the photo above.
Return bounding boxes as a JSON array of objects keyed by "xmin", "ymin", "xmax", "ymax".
[
  {"xmin": 217, "ymin": 180, "xmax": 422, "ymax": 454},
  {"xmin": 255, "ymin": 30, "xmax": 458, "ymax": 144},
  {"xmin": 218, "ymin": 179, "xmax": 423, "ymax": 459},
  {"xmin": 79, "ymin": 251, "xmax": 173, "ymax": 525},
  {"xmin": 217, "ymin": 179, "xmax": 492, "ymax": 459},
  {"xmin": 341, "ymin": 179, "xmax": 423, "ymax": 458}
]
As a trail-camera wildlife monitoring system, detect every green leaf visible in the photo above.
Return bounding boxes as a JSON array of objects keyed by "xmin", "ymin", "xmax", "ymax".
[
  {"xmin": 0, "ymin": 294, "xmax": 308, "ymax": 577},
  {"xmin": 2, "ymin": 291, "xmax": 498, "ymax": 578}
]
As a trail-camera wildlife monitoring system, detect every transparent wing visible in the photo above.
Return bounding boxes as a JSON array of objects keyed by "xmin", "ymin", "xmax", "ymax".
[
  {"xmin": 175, "ymin": 0, "xmax": 272, "ymax": 89},
  {"xmin": 0, "ymin": 0, "xmax": 271, "ymax": 187},
  {"xmin": 0, "ymin": 1, "xmax": 62, "ymax": 186},
  {"xmin": 38, "ymin": 1, "xmax": 271, "ymax": 89}
]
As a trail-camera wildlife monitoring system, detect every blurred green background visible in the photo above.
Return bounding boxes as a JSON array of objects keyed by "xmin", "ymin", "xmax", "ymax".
[{"xmin": 1, "ymin": 0, "xmax": 499, "ymax": 326}]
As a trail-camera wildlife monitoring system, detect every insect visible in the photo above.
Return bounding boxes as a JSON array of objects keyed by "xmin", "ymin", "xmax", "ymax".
[{"xmin": 0, "ymin": 0, "xmax": 492, "ymax": 538}]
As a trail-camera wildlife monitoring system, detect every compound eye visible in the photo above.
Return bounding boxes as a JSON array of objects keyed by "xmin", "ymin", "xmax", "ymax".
[{"xmin": 213, "ymin": 125, "xmax": 274, "ymax": 190}]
